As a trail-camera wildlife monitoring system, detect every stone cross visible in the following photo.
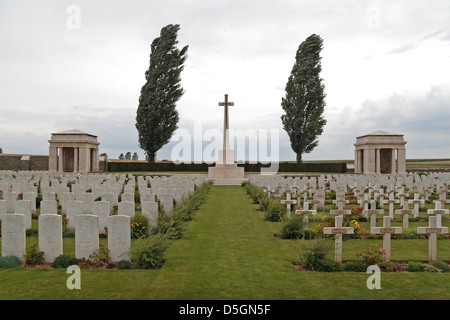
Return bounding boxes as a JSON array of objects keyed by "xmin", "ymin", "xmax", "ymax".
[
  {"xmin": 280, "ymin": 193, "xmax": 297, "ymax": 219},
  {"xmin": 310, "ymin": 193, "xmax": 322, "ymax": 211},
  {"xmin": 372, "ymin": 216, "xmax": 402, "ymax": 262},
  {"xmin": 218, "ymin": 94, "xmax": 234, "ymax": 163},
  {"xmin": 417, "ymin": 216, "xmax": 449, "ymax": 262},
  {"xmin": 264, "ymin": 185, "xmax": 275, "ymax": 198},
  {"xmin": 358, "ymin": 194, "xmax": 372, "ymax": 213},
  {"xmin": 408, "ymin": 193, "xmax": 424, "ymax": 218},
  {"xmin": 427, "ymin": 201, "xmax": 449, "ymax": 228},
  {"xmin": 397, "ymin": 192, "xmax": 408, "ymax": 208},
  {"xmin": 364, "ymin": 208, "xmax": 384, "ymax": 233},
  {"xmin": 330, "ymin": 200, "xmax": 351, "ymax": 218},
  {"xmin": 323, "ymin": 215, "xmax": 354, "ymax": 263},
  {"xmin": 385, "ymin": 192, "xmax": 399, "ymax": 218},
  {"xmin": 395, "ymin": 201, "xmax": 416, "ymax": 231},
  {"xmin": 295, "ymin": 201, "xmax": 317, "ymax": 230}
]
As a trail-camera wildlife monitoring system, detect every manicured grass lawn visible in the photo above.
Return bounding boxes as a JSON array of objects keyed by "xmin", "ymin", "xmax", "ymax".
[{"xmin": 1, "ymin": 185, "xmax": 449, "ymax": 300}]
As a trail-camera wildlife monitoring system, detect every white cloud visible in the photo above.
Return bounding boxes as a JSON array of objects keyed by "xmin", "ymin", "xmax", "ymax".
[{"xmin": 1, "ymin": 0, "xmax": 450, "ymax": 162}]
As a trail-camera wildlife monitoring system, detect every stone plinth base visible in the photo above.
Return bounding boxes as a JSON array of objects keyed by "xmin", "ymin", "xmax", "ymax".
[{"xmin": 208, "ymin": 164, "xmax": 245, "ymax": 186}]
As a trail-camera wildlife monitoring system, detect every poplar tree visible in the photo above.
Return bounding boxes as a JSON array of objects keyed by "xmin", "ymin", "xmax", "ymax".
[
  {"xmin": 136, "ymin": 24, "xmax": 188, "ymax": 163},
  {"xmin": 281, "ymin": 34, "xmax": 327, "ymax": 164}
]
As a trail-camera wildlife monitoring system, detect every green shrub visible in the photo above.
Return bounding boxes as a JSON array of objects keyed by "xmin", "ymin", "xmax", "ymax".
[
  {"xmin": 423, "ymin": 264, "xmax": 442, "ymax": 273},
  {"xmin": 264, "ymin": 200, "xmax": 286, "ymax": 222},
  {"xmin": 429, "ymin": 260, "xmax": 450, "ymax": 272},
  {"xmin": 135, "ymin": 235, "xmax": 170, "ymax": 269},
  {"xmin": 299, "ymin": 238, "xmax": 335, "ymax": 271},
  {"xmin": 26, "ymin": 228, "xmax": 39, "ymax": 237},
  {"xmin": 0, "ymin": 256, "xmax": 21, "ymax": 268},
  {"xmin": 258, "ymin": 196, "xmax": 270, "ymax": 211},
  {"xmin": 24, "ymin": 244, "xmax": 44, "ymax": 266},
  {"xmin": 356, "ymin": 248, "xmax": 384, "ymax": 266},
  {"xmin": 378, "ymin": 261, "xmax": 397, "ymax": 272},
  {"xmin": 52, "ymin": 254, "xmax": 78, "ymax": 268},
  {"xmin": 406, "ymin": 261, "xmax": 424, "ymax": 272},
  {"xmin": 314, "ymin": 259, "xmax": 342, "ymax": 272},
  {"xmin": 116, "ymin": 260, "xmax": 133, "ymax": 269},
  {"xmin": 280, "ymin": 215, "xmax": 304, "ymax": 239},
  {"xmin": 156, "ymin": 214, "xmax": 185, "ymax": 239},
  {"xmin": 131, "ymin": 213, "xmax": 149, "ymax": 239},
  {"xmin": 343, "ymin": 261, "xmax": 367, "ymax": 272}
]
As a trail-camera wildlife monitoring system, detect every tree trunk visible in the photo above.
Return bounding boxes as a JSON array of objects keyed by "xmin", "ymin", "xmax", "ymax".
[
  {"xmin": 147, "ymin": 152, "xmax": 156, "ymax": 163},
  {"xmin": 296, "ymin": 153, "xmax": 302, "ymax": 164}
]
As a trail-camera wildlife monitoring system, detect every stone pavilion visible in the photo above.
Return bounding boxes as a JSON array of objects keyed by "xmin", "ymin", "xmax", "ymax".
[
  {"xmin": 48, "ymin": 129, "xmax": 100, "ymax": 173},
  {"xmin": 354, "ymin": 130, "xmax": 407, "ymax": 175}
]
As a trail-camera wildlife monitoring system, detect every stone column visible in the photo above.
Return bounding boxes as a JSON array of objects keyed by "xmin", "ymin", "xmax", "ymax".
[
  {"xmin": 354, "ymin": 150, "xmax": 359, "ymax": 173},
  {"xmin": 78, "ymin": 147, "xmax": 89, "ymax": 172},
  {"xmin": 58, "ymin": 147, "xmax": 64, "ymax": 173},
  {"xmin": 376, "ymin": 148, "xmax": 381, "ymax": 174},
  {"xmin": 391, "ymin": 148, "xmax": 397, "ymax": 174},
  {"xmin": 49, "ymin": 146, "xmax": 58, "ymax": 172},
  {"xmin": 397, "ymin": 148, "xmax": 406, "ymax": 174},
  {"xmin": 74, "ymin": 147, "xmax": 79, "ymax": 173}
]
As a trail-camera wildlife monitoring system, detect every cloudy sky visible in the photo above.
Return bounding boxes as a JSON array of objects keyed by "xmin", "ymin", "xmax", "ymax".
[{"xmin": 1, "ymin": 0, "xmax": 449, "ymax": 162}]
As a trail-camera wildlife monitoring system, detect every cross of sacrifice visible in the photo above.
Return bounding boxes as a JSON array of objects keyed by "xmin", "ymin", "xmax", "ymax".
[
  {"xmin": 408, "ymin": 193, "xmax": 424, "ymax": 218},
  {"xmin": 218, "ymin": 94, "xmax": 234, "ymax": 164},
  {"xmin": 295, "ymin": 201, "xmax": 317, "ymax": 230},
  {"xmin": 427, "ymin": 201, "xmax": 449, "ymax": 228},
  {"xmin": 280, "ymin": 193, "xmax": 297, "ymax": 219},
  {"xmin": 394, "ymin": 201, "xmax": 416, "ymax": 231},
  {"xmin": 417, "ymin": 216, "xmax": 449, "ymax": 262},
  {"xmin": 385, "ymin": 192, "xmax": 399, "ymax": 219},
  {"xmin": 372, "ymin": 216, "xmax": 402, "ymax": 262},
  {"xmin": 324, "ymin": 216, "xmax": 354, "ymax": 263}
]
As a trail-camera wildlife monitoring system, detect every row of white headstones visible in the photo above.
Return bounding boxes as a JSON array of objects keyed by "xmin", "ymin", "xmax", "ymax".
[
  {"xmin": 0, "ymin": 172, "xmax": 204, "ymax": 264},
  {"xmin": 251, "ymin": 175, "xmax": 449, "ymax": 263}
]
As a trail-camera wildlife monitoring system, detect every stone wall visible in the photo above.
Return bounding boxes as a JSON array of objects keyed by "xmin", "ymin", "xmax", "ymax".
[
  {"xmin": 0, "ymin": 154, "xmax": 49, "ymax": 171},
  {"xmin": 0, "ymin": 154, "xmax": 107, "ymax": 172}
]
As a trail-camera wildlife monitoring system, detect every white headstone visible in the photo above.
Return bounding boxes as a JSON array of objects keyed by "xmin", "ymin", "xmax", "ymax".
[
  {"xmin": 38, "ymin": 214, "xmax": 63, "ymax": 262},
  {"xmin": 1, "ymin": 213, "xmax": 26, "ymax": 261},
  {"xmin": 75, "ymin": 214, "xmax": 99, "ymax": 260},
  {"xmin": 118, "ymin": 201, "xmax": 135, "ymax": 218},
  {"xmin": 66, "ymin": 200, "xmax": 83, "ymax": 229},
  {"xmin": 40, "ymin": 200, "xmax": 57, "ymax": 215},
  {"xmin": 107, "ymin": 215, "xmax": 131, "ymax": 262},
  {"xmin": 93, "ymin": 201, "xmax": 110, "ymax": 234},
  {"xmin": 141, "ymin": 201, "xmax": 159, "ymax": 230}
]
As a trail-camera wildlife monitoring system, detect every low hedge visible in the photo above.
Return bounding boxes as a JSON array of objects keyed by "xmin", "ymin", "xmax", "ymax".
[{"xmin": 108, "ymin": 161, "xmax": 347, "ymax": 173}]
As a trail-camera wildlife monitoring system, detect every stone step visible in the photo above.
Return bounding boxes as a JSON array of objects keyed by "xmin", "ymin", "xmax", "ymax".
[{"xmin": 209, "ymin": 178, "xmax": 247, "ymax": 186}]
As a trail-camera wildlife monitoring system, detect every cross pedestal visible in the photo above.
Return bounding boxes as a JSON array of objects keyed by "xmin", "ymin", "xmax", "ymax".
[
  {"xmin": 417, "ymin": 216, "xmax": 449, "ymax": 262},
  {"xmin": 372, "ymin": 216, "xmax": 402, "ymax": 262},
  {"xmin": 324, "ymin": 216, "xmax": 354, "ymax": 263}
]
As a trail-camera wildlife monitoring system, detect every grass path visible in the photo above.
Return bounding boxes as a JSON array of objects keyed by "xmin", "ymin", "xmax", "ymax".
[{"xmin": 1, "ymin": 185, "xmax": 450, "ymax": 300}]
